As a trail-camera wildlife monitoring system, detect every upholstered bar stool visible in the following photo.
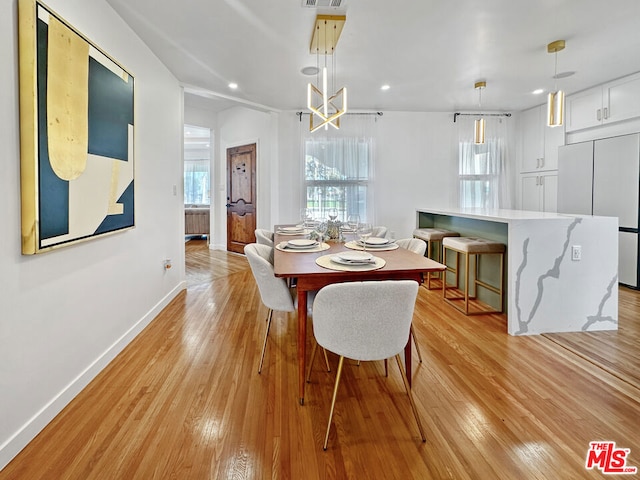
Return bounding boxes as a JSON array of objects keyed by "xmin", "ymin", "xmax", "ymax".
[
  {"xmin": 413, "ymin": 228, "xmax": 460, "ymax": 289},
  {"xmin": 441, "ymin": 236, "xmax": 505, "ymax": 315}
]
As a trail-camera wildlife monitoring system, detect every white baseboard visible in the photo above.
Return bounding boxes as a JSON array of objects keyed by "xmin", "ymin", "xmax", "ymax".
[{"xmin": 0, "ymin": 281, "xmax": 187, "ymax": 471}]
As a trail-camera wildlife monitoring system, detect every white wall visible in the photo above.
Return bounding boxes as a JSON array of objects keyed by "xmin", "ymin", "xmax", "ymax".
[
  {"xmin": 199, "ymin": 108, "xmax": 517, "ymax": 244},
  {"xmin": 214, "ymin": 106, "xmax": 279, "ymax": 249},
  {"xmin": 0, "ymin": 0, "xmax": 185, "ymax": 468},
  {"xmin": 275, "ymin": 111, "xmax": 461, "ymax": 239}
]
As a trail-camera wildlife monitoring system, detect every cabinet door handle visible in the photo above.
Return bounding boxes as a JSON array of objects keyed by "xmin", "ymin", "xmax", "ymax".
[
  {"xmin": 604, "ymin": 107, "xmax": 609, "ymax": 119},
  {"xmin": 540, "ymin": 176, "xmax": 544, "ymax": 186},
  {"xmin": 597, "ymin": 109, "xmax": 602, "ymax": 121},
  {"xmin": 540, "ymin": 157, "xmax": 544, "ymax": 168}
]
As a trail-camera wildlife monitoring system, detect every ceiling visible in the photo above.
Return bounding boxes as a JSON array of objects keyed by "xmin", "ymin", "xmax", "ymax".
[{"xmin": 106, "ymin": 0, "xmax": 640, "ymax": 115}]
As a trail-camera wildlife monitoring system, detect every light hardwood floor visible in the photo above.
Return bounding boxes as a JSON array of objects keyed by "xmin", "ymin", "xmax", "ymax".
[{"xmin": 1, "ymin": 239, "xmax": 639, "ymax": 479}]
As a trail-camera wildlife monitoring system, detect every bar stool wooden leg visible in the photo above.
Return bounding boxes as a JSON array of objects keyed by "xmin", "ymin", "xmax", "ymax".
[
  {"xmin": 464, "ymin": 251, "xmax": 470, "ymax": 315},
  {"xmin": 426, "ymin": 240, "xmax": 433, "ymax": 289}
]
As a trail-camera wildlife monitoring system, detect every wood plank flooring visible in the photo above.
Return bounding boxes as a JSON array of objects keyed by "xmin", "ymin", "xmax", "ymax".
[{"xmin": 1, "ymin": 239, "xmax": 639, "ymax": 479}]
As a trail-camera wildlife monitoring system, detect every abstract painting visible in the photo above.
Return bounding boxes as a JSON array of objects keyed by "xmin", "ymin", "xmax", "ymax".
[{"xmin": 19, "ymin": 0, "xmax": 135, "ymax": 254}]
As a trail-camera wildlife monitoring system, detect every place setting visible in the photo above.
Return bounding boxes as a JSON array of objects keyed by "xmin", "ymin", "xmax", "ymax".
[
  {"xmin": 315, "ymin": 250, "xmax": 386, "ymax": 272},
  {"xmin": 276, "ymin": 238, "xmax": 330, "ymax": 253},
  {"xmin": 345, "ymin": 236, "xmax": 399, "ymax": 252},
  {"xmin": 276, "ymin": 225, "xmax": 308, "ymax": 235}
]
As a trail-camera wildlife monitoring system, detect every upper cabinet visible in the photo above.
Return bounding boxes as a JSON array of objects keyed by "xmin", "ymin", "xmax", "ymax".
[
  {"xmin": 521, "ymin": 104, "xmax": 564, "ymax": 172},
  {"xmin": 566, "ymin": 72, "xmax": 640, "ymax": 132}
]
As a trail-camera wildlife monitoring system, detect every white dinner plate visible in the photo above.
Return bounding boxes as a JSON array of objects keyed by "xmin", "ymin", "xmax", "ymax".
[
  {"xmin": 287, "ymin": 239, "xmax": 318, "ymax": 248},
  {"xmin": 361, "ymin": 237, "xmax": 389, "ymax": 245},
  {"xmin": 330, "ymin": 255, "xmax": 375, "ymax": 266},
  {"xmin": 357, "ymin": 241, "xmax": 391, "ymax": 248},
  {"xmin": 337, "ymin": 251, "xmax": 373, "ymax": 262},
  {"xmin": 279, "ymin": 226, "xmax": 304, "ymax": 233}
]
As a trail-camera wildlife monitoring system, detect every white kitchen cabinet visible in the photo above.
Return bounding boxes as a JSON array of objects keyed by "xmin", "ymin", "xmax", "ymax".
[
  {"xmin": 557, "ymin": 133, "xmax": 640, "ymax": 288},
  {"xmin": 521, "ymin": 106, "xmax": 544, "ymax": 172},
  {"xmin": 593, "ymin": 134, "xmax": 640, "ymax": 228},
  {"xmin": 620, "ymin": 232, "xmax": 639, "ymax": 287},
  {"xmin": 557, "ymin": 141, "xmax": 594, "ymax": 215},
  {"xmin": 521, "ymin": 104, "xmax": 564, "ymax": 172},
  {"xmin": 605, "ymin": 74, "xmax": 640, "ymax": 125},
  {"xmin": 521, "ymin": 171, "xmax": 557, "ymax": 213},
  {"xmin": 566, "ymin": 72, "xmax": 640, "ymax": 132}
]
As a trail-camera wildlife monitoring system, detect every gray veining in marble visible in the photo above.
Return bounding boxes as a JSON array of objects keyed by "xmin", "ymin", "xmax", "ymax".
[
  {"xmin": 582, "ymin": 274, "xmax": 619, "ymax": 330},
  {"xmin": 514, "ymin": 238, "xmax": 529, "ymax": 334},
  {"xmin": 516, "ymin": 218, "xmax": 581, "ymax": 335}
]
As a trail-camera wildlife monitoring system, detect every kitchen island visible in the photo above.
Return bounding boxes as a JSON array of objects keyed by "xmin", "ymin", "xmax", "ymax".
[{"xmin": 417, "ymin": 208, "xmax": 619, "ymax": 335}]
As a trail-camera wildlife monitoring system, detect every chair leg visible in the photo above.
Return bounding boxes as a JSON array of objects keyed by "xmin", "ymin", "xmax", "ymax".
[
  {"xmin": 307, "ymin": 343, "xmax": 331, "ymax": 383},
  {"xmin": 322, "ymin": 347, "xmax": 331, "ymax": 372},
  {"xmin": 323, "ymin": 356, "xmax": 345, "ymax": 450},
  {"xmin": 306, "ymin": 341, "xmax": 318, "ymax": 383},
  {"xmin": 258, "ymin": 309, "xmax": 273, "ymax": 374},
  {"xmin": 410, "ymin": 324, "xmax": 423, "ymax": 363},
  {"xmin": 394, "ymin": 355, "xmax": 426, "ymax": 442}
]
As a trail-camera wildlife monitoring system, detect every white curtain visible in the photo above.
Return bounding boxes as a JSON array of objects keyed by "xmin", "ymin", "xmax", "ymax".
[
  {"xmin": 454, "ymin": 115, "xmax": 513, "ymax": 209},
  {"xmin": 298, "ymin": 114, "xmax": 378, "ymax": 223}
]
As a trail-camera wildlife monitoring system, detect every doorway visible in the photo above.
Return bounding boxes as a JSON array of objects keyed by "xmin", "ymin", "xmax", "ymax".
[
  {"xmin": 226, "ymin": 143, "xmax": 256, "ymax": 253},
  {"xmin": 183, "ymin": 124, "xmax": 211, "ymax": 242}
]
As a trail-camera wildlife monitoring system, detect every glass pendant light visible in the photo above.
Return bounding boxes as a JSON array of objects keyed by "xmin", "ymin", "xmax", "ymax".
[
  {"xmin": 547, "ymin": 40, "xmax": 566, "ymax": 127},
  {"xmin": 474, "ymin": 81, "xmax": 486, "ymax": 144}
]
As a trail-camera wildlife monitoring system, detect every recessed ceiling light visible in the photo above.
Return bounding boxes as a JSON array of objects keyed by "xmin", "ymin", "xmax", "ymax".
[
  {"xmin": 554, "ymin": 71, "xmax": 575, "ymax": 79},
  {"xmin": 532, "ymin": 89, "xmax": 544, "ymax": 95},
  {"xmin": 228, "ymin": 82, "xmax": 238, "ymax": 89},
  {"xmin": 301, "ymin": 66, "xmax": 320, "ymax": 76},
  {"xmin": 381, "ymin": 84, "xmax": 390, "ymax": 91}
]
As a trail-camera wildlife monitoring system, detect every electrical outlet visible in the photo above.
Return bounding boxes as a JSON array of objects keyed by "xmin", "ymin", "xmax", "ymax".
[{"xmin": 571, "ymin": 245, "xmax": 581, "ymax": 261}]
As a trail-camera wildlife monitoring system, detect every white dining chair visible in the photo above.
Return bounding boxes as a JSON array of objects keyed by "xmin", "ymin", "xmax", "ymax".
[
  {"xmin": 255, "ymin": 228, "xmax": 274, "ymax": 247},
  {"xmin": 310, "ymin": 280, "xmax": 426, "ymax": 450},
  {"xmin": 245, "ymin": 243, "xmax": 329, "ymax": 374},
  {"xmin": 371, "ymin": 226, "xmax": 388, "ymax": 238},
  {"xmin": 395, "ymin": 237, "xmax": 427, "ymax": 256},
  {"xmin": 395, "ymin": 237, "xmax": 428, "ymax": 363}
]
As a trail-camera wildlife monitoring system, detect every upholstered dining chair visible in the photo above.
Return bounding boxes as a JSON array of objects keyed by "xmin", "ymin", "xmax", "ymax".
[
  {"xmin": 395, "ymin": 238, "xmax": 428, "ymax": 363},
  {"xmin": 371, "ymin": 226, "xmax": 388, "ymax": 238},
  {"xmin": 244, "ymin": 243, "xmax": 329, "ymax": 374},
  {"xmin": 395, "ymin": 237, "xmax": 427, "ymax": 256},
  {"xmin": 310, "ymin": 280, "xmax": 426, "ymax": 450},
  {"xmin": 254, "ymin": 228, "xmax": 274, "ymax": 247}
]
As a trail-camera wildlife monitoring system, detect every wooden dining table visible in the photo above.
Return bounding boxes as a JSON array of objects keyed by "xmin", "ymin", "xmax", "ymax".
[{"xmin": 273, "ymin": 227, "xmax": 446, "ymax": 404}]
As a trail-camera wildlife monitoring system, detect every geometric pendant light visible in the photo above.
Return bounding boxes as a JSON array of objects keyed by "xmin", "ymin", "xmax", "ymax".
[
  {"xmin": 547, "ymin": 40, "xmax": 566, "ymax": 127},
  {"xmin": 474, "ymin": 81, "xmax": 486, "ymax": 144},
  {"xmin": 307, "ymin": 15, "xmax": 348, "ymax": 132}
]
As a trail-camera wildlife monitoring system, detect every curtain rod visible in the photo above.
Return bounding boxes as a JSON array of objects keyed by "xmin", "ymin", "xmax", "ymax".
[
  {"xmin": 453, "ymin": 112, "xmax": 511, "ymax": 122},
  {"xmin": 296, "ymin": 111, "xmax": 383, "ymax": 121}
]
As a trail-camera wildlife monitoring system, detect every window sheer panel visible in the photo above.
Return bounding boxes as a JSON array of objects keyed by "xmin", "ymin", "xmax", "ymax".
[
  {"xmin": 455, "ymin": 117, "xmax": 512, "ymax": 209},
  {"xmin": 300, "ymin": 115, "xmax": 377, "ymax": 223}
]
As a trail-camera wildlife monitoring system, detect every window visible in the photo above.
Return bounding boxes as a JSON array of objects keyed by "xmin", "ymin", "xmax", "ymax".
[
  {"xmin": 184, "ymin": 125, "xmax": 211, "ymax": 205},
  {"xmin": 304, "ymin": 136, "xmax": 371, "ymax": 221},
  {"xmin": 458, "ymin": 138, "xmax": 505, "ymax": 209}
]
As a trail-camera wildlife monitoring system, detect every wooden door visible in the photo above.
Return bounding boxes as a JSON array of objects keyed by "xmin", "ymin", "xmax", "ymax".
[{"xmin": 226, "ymin": 143, "xmax": 256, "ymax": 253}]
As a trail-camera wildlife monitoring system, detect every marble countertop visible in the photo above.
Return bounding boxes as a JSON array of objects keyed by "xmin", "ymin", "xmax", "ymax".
[{"xmin": 416, "ymin": 207, "xmax": 600, "ymax": 223}]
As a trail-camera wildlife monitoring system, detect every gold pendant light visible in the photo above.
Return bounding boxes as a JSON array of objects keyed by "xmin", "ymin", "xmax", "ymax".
[
  {"xmin": 547, "ymin": 40, "xmax": 566, "ymax": 127},
  {"xmin": 474, "ymin": 81, "xmax": 486, "ymax": 144},
  {"xmin": 307, "ymin": 15, "xmax": 347, "ymax": 132}
]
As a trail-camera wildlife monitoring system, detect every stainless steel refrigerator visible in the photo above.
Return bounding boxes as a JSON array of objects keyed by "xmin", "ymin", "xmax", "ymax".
[{"xmin": 557, "ymin": 133, "xmax": 640, "ymax": 288}]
